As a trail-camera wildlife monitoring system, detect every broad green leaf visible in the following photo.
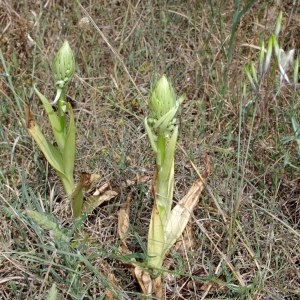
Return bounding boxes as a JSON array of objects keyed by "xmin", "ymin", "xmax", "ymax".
[
  {"xmin": 63, "ymin": 103, "xmax": 75, "ymax": 186},
  {"xmin": 34, "ymin": 87, "xmax": 65, "ymax": 151},
  {"xmin": 26, "ymin": 112, "xmax": 65, "ymax": 175}
]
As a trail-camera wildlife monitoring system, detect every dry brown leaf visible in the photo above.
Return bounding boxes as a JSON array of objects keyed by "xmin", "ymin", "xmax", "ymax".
[
  {"xmin": 163, "ymin": 177, "xmax": 206, "ymax": 256},
  {"xmin": 82, "ymin": 190, "xmax": 118, "ymax": 214},
  {"xmin": 83, "ymin": 174, "xmax": 150, "ymax": 214},
  {"xmin": 122, "ymin": 174, "xmax": 150, "ymax": 188},
  {"xmin": 152, "ymin": 275, "xmax": 163, "ymax": 299},
  {"xmin": 134, "ymin": 266, "xmax": 152, "ymax": 296},
  {"xmin": 117, "ymin": 192, "xmax": 132, "ymax": 246},
  {"xmin": 174, "ymin": 221, "xmax": 196, "ymax": 254},
  {"xmin": 105, "ymin": 273, "xmax": 120, "ymax": 300}
]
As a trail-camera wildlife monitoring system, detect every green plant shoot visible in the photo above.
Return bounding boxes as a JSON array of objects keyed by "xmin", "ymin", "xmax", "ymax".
[
  {"xmin": 26, "ymin": 41, "xmax": 83, "ymax": 218},
  {"xmin": 145, "ymin": 75, "xmax": 184, "ymax": 271}
]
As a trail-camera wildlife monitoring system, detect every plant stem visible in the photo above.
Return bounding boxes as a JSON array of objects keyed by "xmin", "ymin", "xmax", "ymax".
[
  {"xmin": 57, "ymin": 88, "xmax": 67, "ymax": 136},
  {"xmin": 156, "ymin": 132, "xmax": 165, "ymax": 168}
]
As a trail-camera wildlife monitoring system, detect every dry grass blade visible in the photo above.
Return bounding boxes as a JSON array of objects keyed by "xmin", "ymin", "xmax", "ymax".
[
  {"xmin": 194, "ymin": 219, "xmax": 247, "ymax": 289},
  {"xmin": 105, "ymin": 274, "xmax": 120, "ymax": 300},
  {"xmin": 77, "ymin": 1, "xmax": 145, "ymax": 101},
  {"xmin": 134, "ymin": 266, "xmax": 152, "ymax": 296},
  {"xmin": 117, "ymin": 192, "xmax": 132, "ymax": 247},
  {"xmin": 117, "ymin": 193, "xmax": 153, "ymax": 297},
  {"xmin": 2, "ymin": 1, "xmax": 300, "ymax": 299}
]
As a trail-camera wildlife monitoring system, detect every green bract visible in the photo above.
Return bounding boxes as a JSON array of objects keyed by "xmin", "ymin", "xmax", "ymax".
[
  {"xmin": 51, "ymin": 40, "xmax": 75, "ymax": 89},
  {"xmin": 145, "ymin": 75, "xmax": 184, "ymax": 156},
  {"xmin": 149, "ymin": 75, "xmax": 176, "ymax": 118}
]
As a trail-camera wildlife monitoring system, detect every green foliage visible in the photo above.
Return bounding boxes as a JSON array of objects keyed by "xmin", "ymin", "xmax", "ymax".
[
  {"xmin": 27, "ymin": 210, "xmax": 70, "ymax": 243},
  {"xmin": 2, "ymin": 2, "xmax": 300, "ymax": 299},
  {"xmin": 145, "ymin": 75, "xmax": 184, "ymax": 270},
  {"xmin": 25, "ymin": 41, "xmax": 91, "ymax": 219}
]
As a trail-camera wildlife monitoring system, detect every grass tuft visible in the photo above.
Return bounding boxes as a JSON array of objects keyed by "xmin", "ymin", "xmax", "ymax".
[{"xmin": 1, "ymin": 1, "xmax": 299, "ymax": 299}]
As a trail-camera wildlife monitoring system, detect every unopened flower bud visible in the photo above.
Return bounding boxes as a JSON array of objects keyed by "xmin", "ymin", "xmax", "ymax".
[
  {"xmin": 149, "ymin": 75, "xmax": 176, "ymax": 118},
  {"xmin": 52, "ymin": 40, "xmax": 75, "ymax": 89}
]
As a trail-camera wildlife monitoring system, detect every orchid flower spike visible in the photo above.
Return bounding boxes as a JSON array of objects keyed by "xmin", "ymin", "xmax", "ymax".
[{"xmin": 52, "ymin": 40, "xmax": 75, "ymax": 89}]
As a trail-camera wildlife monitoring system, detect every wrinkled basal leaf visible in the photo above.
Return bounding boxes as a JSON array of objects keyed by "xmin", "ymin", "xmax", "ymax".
[
  {"xmin": 27, "ymin": 210, "xmax": 69, "ymax": 242},
  {"xmin": 152, "ymin": 275, "xmax": 163, "ymax": 299},
  {"xmin": 82, "ymin": 174, "xmax": 150, "ymax": 215}
]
